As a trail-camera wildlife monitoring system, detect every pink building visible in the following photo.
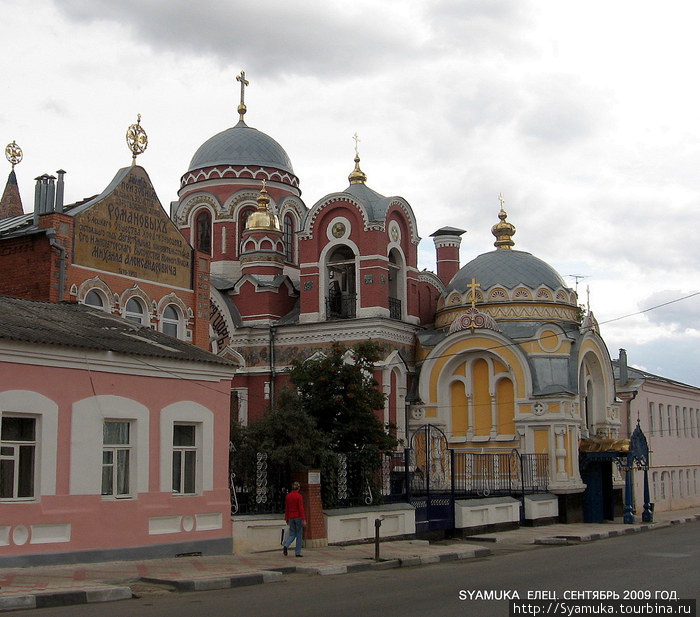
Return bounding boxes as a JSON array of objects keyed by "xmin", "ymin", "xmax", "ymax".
[
  {"xmin": 615, "ymin": 349, "xmax": 700, "ymax": 514},
  {"xmin": 0, "ymin": 296, "xmax": 235, "ymax": 566}
]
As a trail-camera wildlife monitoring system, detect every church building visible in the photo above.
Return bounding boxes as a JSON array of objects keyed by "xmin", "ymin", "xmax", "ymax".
[
  {"xmin": 1, "ymin": 75, "xmax": 644, "ymax": 528},
  {"xmin": 169, "ymin": 75, "xmax": 622, "ymax": 522}
]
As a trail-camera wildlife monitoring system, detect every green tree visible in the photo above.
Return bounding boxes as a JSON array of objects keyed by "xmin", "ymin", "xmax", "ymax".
[
  {"xmin": 239, "ymin": 388, "xmax": 327, "ymax": 469},
  {"xmin": 287, "ymin": 340, "xmax": 398, "ymax": 454}
]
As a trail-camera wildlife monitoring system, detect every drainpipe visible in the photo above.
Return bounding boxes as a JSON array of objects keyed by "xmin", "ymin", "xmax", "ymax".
[
  {"xmin": 46, "ymin": 229, "xmax": 67, "ymax": 302},
  {"xmin": 269, "ymin": 325, "xmax": 277, "ymax": 408}
]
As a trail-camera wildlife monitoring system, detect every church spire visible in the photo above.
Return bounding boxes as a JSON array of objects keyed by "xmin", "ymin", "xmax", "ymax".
[
  {"xmin": 1, "ymin": 141, "xmax": 24, "ymax": 219},
  {"xmin": 348, "ymin": 132, "xmax": 367, "ymax": 185},
  {"xmin": 491, "ymin": 193, "xmax": 516, "ymax": 250}
]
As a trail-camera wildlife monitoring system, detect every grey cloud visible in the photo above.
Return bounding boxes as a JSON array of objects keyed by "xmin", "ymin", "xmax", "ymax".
[
  {"xmin": 622, "ymin": 338, "xmax": 700, "ymax": 388},
  {"xmin": 52, "ymin": 0, "xmax": 427, "ymax": 77},
  {"xmin": 516, "ymin": 77, "xmax": 603, "ymax": 146},
  {"xmin": 640, "ymin": 290, "xmax": 700, "ymax": 330},
  {"xmin": 428, "ymin": 0, "xmax": 535, "ymax": 57}
]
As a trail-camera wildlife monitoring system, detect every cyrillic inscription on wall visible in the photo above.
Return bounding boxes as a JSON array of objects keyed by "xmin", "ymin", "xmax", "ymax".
[{"xmin": 74, "ymin": 166, "xmax": 192, "ymax": 289}]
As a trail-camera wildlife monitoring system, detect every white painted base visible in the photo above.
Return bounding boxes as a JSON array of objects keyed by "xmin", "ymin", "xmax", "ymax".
[
  {"xmin": 524, "ymin": 494, "xmax": 559, "ymax": 520},
  {"xmin": 325, "ymin": 504, "xmax": 415, "ymax": 544},
  {"xmin": 232, "ymin": 515, "xmax": 287, "ymax": 554},
  {"xmin": 455, "ymin": 497, "xmax": 520, "ymax": 528}
]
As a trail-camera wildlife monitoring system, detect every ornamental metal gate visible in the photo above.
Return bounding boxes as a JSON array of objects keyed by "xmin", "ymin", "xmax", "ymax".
[{"xmin": 406, "ymin": 425, "xmax": 455, "ymax": 533}]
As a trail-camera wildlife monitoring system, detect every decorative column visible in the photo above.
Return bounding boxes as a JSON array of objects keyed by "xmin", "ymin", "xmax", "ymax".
[{"xmin": 555, "ymin": 427, "xmax": 568, "ymax": 482}]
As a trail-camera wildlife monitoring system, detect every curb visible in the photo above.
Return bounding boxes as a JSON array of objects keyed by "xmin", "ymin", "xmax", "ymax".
[
  {"xmin": 532, "ymin": 518, "xmax": 698, "ymax": 546},
  {"xmin": 0, "ymin": 586, "xmax": 132, "ymax": 612}
]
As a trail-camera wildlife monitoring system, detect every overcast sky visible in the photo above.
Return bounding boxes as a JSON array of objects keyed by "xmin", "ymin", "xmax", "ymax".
[{"xmin": 1, "ymin": 0, "xmax": 699, "ymax": 387}]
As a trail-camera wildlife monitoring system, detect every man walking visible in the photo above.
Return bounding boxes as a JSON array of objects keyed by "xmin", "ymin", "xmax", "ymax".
[{"xmin": 282, "ymin": 481, "xmax": 306, "ymax": 557}]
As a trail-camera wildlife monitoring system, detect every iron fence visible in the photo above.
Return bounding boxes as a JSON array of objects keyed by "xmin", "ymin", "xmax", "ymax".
[
  {"xmin": 452, "ymin": 451, "xmax": 549, "ymax": 497},
  {"xmin": 229, "ymin": 448, "xmax": 549, "ymax": 515},
  {"xmin": 321, "ymin": 451, "xmax": 406, "ymax": 509},
  {"xmin": 230, "ymin": 451, "xmax": 291, "ymax": 515}
]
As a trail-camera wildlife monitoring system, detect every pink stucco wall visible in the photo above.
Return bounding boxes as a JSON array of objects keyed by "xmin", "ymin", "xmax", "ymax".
[{"xmin": 0, "ymin": 355, "xmax": 233, "ymax": 561}]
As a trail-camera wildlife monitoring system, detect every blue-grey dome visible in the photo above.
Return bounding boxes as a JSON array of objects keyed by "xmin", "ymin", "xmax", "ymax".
[
  {"xmin": 449, "ymin": 250, "xmax": 568, "ymax": 293},
  {"xmin": 188, "ymin": 121, "xmax": 294, "ymax": 174},
  {"xmin": 344, "ymin": 182, "xmax": 393, "ymax": 221}
]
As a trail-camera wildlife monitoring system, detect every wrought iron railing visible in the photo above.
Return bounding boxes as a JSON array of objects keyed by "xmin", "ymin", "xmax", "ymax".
[
  {"xmin": 321, "ymin": 451, "xmax": 405, "ymax": 509},
  {"xmin": 389, "ymin": 297, "xmax": 402, "ymax": 320},
  {"xmin": 230, "ymin": 451, "xmax": 291, "ymax": 515},
  {"xmin": 452, "ymin": 451, "xmax": 549, "ymax": 497},
  {"xmin": 325, "ymin": 293, "xmax": 357, "ymax": 319}
]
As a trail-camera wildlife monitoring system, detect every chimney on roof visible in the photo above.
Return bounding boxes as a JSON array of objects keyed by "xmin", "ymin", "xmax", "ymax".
[
  {"xmin": 618, "ymin": 348, "xmax": 628, "ymax": 386},
  {"xmin": 55, "ymin": 170, "xmax": 66, "ymax": 212},
  {"xmin": 431, "ymin": 227, "xmax": 466, "ymax": 285},
  {"xmin": 33, "ymin": 172, "xmax": 66, "ymax": 224}
]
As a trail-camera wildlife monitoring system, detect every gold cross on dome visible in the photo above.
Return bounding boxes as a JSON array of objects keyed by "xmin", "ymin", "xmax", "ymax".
[
  {"xmin": 467, "ymin": 277, "xmax": 481, "ymax": 308},
  {"xmin": 236, "ymin": 70, "xmax": 249, "ymax": 121},
  {"xmin": 498, "ymin": 192, "xmax": 505, "ymax": 208}
]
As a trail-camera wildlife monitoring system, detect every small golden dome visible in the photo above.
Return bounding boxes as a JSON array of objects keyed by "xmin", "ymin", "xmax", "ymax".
[
  {"xmin": 348, "ymin": 154, "xmax": 367, "ymax": 185},
  {"xmin": 246, "ymin": 184, "xmax": 280, "ymax": 231},
  {"xmin": 491, "ymin": 199, "xmax": 516, "ymax": 250}
]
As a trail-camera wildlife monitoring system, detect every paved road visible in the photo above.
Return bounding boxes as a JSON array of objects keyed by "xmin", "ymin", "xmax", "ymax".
[{"xmin": 11, "ymin": 522, "xmax": 699, "ymax": 617}]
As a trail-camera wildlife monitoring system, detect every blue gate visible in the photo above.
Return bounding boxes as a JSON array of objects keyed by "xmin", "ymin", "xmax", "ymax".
[{"xmin": 406, "ymin": 425, "xmax": 455, "ymax": 533}]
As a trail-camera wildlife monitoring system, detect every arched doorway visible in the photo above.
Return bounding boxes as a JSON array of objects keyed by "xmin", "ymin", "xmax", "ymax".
[{"xmin": 326, "ymin": 245, "xmax": 357, "ymax": 319}]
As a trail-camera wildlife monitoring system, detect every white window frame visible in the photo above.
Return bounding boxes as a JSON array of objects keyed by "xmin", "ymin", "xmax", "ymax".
[
  {"xmin": 0, "ymin": 415, "xmax": 37, "ymax": 501},
  {"xmin": 172, "ymin": 423, "xmax": 198, "ymax": 495},
  {"xmin": 160, "ymin": 402, "xmax": 214, "ymax": 494},
  {"xmin": 161, "ymin": 304, "xmax": 183, "ymax": 339},
  {"xmin": 101, "ymin": 420, "xmax": 133, "ymax": 499},
  {"xmin": 124, "ymin": 297, "xmax": 147, "ymax": 325}
]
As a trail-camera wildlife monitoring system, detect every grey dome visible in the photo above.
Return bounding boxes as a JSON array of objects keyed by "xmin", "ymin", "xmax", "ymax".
[
  {"xmin": 448, "ymin": 250, "xmax": 568, "ymax": 293},
  {"xmin": 188, "ymin": 121, "xmax": 294, "ymax": 174},
  {"xmin": 344, "ymin": 182, "xmax": 393, "ymax": 221}
]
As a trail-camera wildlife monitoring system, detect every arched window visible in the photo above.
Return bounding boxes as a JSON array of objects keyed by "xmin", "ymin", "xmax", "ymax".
[
  {"xmin": 125, "ymin": 298, "xmax": 146, "ymax": 325},
  {"xmin": 283, "ymin": 213, "xmax": 295, "ymax": 263},
  {"xmin": 84, "ymin": 289, "xmax": 106, "ymax": 310},
  {"xmin": 161, "ymin": 304, "xmax": 182, "ymax": 338},
  {"xmin": 195, "ymin": 210, "xmax": 212, "ymax": 254},
  {"xmin": 326, "ymin": 245, "xmax": 356, "ymax": 319},
  {"xmin": 238, "ymin": 207, "xmax": 256, "ymax": 258},
  {"xmin": 388, "ymin": 248, "xmax": 404, "ymax": 319}
]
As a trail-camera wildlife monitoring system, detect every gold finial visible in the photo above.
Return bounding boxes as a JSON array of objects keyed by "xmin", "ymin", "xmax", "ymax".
[
  {"xmin": 348, "ymin": 132, "xmax": 367, "ymax": 185},
  {"xmin": 258, "ymin": 178, "xmax": 268, "ymax": 205},
  {"xmin": 5, "ymin": 141, "xmax": 23, "ymax": 170},
  {"xmin": 491, "ymin": 194, "xmax": 516, "ymax": 250},
  {"xmin": 246, "ymin": 178, "xmax": 280, "ymax": 231},
  {"xmin": 126, "ymin": 114, "xmax": 148, "ymax": 165},
  {"xmin": 236, "ymin": 70, "xmax": 249, "ymax": 122},
  {"xmin": 467, "ymin": 277, "xmax": 481, "ymax": 308}
]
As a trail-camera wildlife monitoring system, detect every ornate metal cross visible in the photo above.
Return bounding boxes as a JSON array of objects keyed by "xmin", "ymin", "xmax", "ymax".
[{"xmin": 236, "ymin": 70, "xmax": 249, "ymax": 121}]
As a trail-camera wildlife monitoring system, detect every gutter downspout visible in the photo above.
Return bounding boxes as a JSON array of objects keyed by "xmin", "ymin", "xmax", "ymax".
[{"xmin": 269, "ymin": 324, "xmax": 277, "ymax": 408}]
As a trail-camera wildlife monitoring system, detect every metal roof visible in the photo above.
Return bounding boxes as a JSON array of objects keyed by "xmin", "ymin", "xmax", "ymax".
[
  {"xmin": 448, "ymin": 249, "xmax": 569, "ymax": 292},
  {"xmin": 188, "ymin": 120, "xmax": 295, "ymax": 174}
]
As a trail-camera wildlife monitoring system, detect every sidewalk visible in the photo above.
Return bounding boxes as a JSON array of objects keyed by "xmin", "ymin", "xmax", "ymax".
[{"xmin": 1, "ymin": 507, "xmax": 698, "ymax": 612}]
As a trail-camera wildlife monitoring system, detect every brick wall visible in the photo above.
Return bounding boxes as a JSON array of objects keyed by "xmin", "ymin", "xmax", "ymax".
[{"xmin": 291, "ymin": 469, "xmax": 327, "ymax": 547}]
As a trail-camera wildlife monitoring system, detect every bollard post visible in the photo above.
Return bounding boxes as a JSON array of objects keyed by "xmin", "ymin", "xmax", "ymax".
[{"xmin": 374, "ymin": 518, "xmax": 382, "ymax": 562}]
